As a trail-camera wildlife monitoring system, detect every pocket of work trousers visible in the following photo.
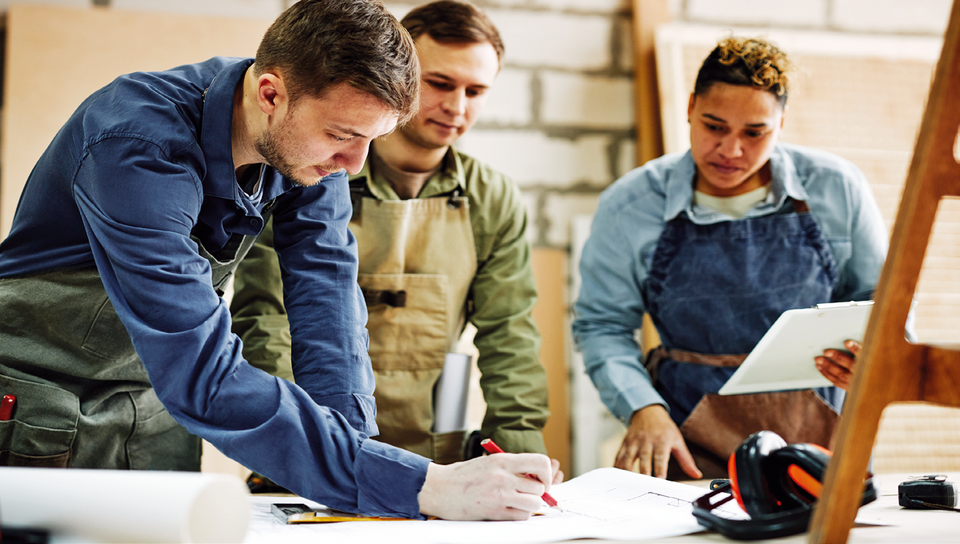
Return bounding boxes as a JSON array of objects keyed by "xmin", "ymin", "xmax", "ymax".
[{"xmin": 0, "ymin": 373, "xmax": 78, "ymax": 467}]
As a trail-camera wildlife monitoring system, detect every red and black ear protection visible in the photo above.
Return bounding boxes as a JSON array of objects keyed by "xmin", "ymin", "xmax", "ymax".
[{"xmin": 693, "ymin": 431, "xmax": 877, "ymax": 540}]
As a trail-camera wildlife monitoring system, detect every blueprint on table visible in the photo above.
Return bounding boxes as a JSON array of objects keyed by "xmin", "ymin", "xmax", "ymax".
[{"xmin": 243, "ymin": 467, "xmax": 748, "ymax": 544}]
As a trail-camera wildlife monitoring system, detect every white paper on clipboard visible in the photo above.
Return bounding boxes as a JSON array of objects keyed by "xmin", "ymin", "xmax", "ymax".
[{"xmin": 718, "ymin": 301, "xmax": 874, "ymax": 395}]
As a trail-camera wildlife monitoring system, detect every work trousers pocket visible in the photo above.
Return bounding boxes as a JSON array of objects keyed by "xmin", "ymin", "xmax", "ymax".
[
  {"xmin": 126, "ymin": 389, "xmax": 201, "ymax": 471},
  {"xmin": 0, "ymin": 373, "xmax": 79, "ymax": 467}
]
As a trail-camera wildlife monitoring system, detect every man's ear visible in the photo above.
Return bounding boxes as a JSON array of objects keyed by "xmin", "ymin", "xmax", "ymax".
[
  {"xmin": 257, "ymin": 72, "xmax": 288, "ymax": 117},
  {"xmin": 687, "ymin": 93, "xmax": 696, "ymax": 121}
]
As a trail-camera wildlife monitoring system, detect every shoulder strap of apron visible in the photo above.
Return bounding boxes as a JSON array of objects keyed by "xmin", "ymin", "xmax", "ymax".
[{"xmin": 349, "ymin": 177, "xmax": 372, "ymax": 222}]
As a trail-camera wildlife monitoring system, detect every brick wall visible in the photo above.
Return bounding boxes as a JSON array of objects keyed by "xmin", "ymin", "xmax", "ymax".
[{"xmin": 451, "ymin": 0, "xmax": 636, "ymax": 249}]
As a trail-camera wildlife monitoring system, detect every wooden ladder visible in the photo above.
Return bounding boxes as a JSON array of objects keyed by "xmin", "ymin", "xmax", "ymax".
[{"xmin": 809, "ymin": 0, "xmax": 960, "ymax": 542}]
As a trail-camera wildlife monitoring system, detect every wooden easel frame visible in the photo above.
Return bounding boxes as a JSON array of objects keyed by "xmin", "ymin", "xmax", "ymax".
[{"xmin": 809, "ymin": 1, "xmax": 960, "ymax": 542}]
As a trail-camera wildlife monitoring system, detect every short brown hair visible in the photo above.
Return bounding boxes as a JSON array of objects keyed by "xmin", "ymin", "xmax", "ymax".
[
  {"xmin": 254, "ymin": 0, "xmax": 420, "ymax": 124},
  {"xmin": 401, "ymin": 0, "xmax": 504, "ymax": 67},
  {"xmin": 694, "ymin": 36, "xmax": 794, "ymax": 107}
]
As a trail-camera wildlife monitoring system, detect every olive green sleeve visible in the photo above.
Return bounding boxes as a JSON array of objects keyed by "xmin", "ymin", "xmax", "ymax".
[
  {"xmin": 230, "ymin": 215, "xmax": 295, "ymax": 382},
  {"xmin": 469, "ymin": 175, "xmax": 549, "ymax": 455}
]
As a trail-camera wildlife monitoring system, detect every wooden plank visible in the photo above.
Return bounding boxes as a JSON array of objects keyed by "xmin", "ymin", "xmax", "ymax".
[
  {"xmin": 532, "ymin": 248, "xmax": 571, "ymax": 477},
  {"xmin": 630, "ymin": 0, "xmax": 671, "ymax": 355},
  {"xmin": 630, "ymin": 0, "xmax": 670, "ymax": 165}
]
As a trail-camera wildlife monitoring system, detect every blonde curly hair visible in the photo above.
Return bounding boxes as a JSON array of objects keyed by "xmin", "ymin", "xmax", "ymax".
[{"xmin": 693, "ymin": 36, "xmax": 794, "ymax": 106}]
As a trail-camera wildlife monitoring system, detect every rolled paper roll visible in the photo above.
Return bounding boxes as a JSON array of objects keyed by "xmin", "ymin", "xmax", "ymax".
[{"xmin": 0, "ymin": 468, "xmax": 250, "ymax": 543}]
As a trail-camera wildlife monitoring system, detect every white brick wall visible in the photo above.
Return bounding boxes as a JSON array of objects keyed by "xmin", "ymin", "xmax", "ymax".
[
  {"xmin": 0, "ymin": 0, "xmax": 88, "ymax": 9},
  {"xmin": 520, "ymin": 190, "xmax": 540, "ymax": 244},
  {"xmin": 479, "ymin": 68, "xmax": 533, "ymax": 126},
  {"xmin": 457, "ymin": 130, "xmax": 611, "ymax": 187},
  {"xmin": 540, "ymin": 71, "xmax": 633, "ymax": 129},
  {"xmin": 688, "ymin": 0, "xmax": 828, "ymax": 27},
  {"xmin": 617, "ymin": 138, "xmax": 637, "ymax": 178},
  {"xmin": 488, "ymin": 9, "xmax": 612, "ymax": 70},
  {"xmin": 501, "ymin": 0, "xmax": 628, "ymax": 13},
  {"xmin": 543, "ymin": 192, "xmax": 599, "ymax": 247},
  {"xmin": 830, "ymin": 0, "xmax": 952, "ymax": 34},
  {"xmin": 112, "ymin": 0, "xmax": 284, "ymax": 17}
]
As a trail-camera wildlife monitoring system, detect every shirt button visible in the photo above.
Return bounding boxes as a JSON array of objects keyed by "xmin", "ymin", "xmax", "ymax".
[{"xmin": 249, "ymin": 218, "xmax": 261, "ymax": 228}]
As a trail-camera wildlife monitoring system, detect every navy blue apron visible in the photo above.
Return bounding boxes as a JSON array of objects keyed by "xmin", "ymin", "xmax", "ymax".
[{"xmin": 643, "ymin": 200, "xmax": 846, "ymax": 478}]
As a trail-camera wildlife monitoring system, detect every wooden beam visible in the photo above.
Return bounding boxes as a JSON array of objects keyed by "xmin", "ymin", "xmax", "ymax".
[
  {"xmin": 532, "ymin": 248, "xmax": 571, "ymax": 477},
  {"xmin": 631, "ymin": 0, "xmax": 671, "ymax": 353},
  {"xmin": 631, "ymin": 0, "xmax": 671, "ymax": 165}
]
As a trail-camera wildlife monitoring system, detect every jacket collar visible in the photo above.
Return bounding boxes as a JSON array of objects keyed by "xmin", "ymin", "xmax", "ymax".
[
  {"xmin": 199, "ymin": 58, "xmax": 254, "ymax": 200},
  {"xmin": 351, "ymin": 146, "xmax": 467, "ymax": 200}
]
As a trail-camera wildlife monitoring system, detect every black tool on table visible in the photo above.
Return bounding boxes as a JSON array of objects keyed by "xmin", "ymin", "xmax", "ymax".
[
  {"xmin": 899, "ymin": 475, "xmax": 959, "ymax": 512},
  {"xmin": 0, "ymin": 526, "xmax": 50, "ymax": 544}
]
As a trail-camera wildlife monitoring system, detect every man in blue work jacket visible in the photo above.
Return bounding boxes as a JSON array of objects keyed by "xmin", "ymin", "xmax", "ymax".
[{"xmin": 0, "ymin": 0, "xmax": 559, "ymax": 521}]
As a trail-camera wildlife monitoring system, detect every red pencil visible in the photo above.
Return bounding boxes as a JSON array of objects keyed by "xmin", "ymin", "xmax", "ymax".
[
  {"xmin": 0, "ymin": 395, "xmax": 15, "ymax": 421},
  {"xmin": 480, "ymin": 438, "xmax": 561, "ymax": 510}
]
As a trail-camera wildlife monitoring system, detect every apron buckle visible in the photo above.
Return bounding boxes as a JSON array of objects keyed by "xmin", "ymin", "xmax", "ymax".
[
  {"xmin": 362, "ymin": 288, "xmax": 407, "ymax": 308},
  {"xmin": 446, "ymin": 188, "xmax": 463, "ymax": 209}
]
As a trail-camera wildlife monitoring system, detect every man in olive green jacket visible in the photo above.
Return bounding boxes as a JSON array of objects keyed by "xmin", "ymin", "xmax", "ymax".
[{"xmin": 231, "ymin": 0, "xmax": 549, "ymax": 469}]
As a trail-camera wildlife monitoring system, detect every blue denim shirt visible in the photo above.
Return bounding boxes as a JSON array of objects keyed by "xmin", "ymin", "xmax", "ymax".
[
  {"xmin": 0, "ymin": 57, "xmax": 430, "ymax": 517},
  {"xmin": 572, "ymin": 144, "xmax": 888, "ymax": 424}
]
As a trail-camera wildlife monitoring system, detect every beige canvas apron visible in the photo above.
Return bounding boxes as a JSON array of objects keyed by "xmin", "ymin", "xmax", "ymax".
[
  {"xmin": 645, "ymin": 346, "xmax": 840, "ymax": 479},
  {"xmin": 350, "ymin": 191, "xmax": 477, "ymax": 464}
]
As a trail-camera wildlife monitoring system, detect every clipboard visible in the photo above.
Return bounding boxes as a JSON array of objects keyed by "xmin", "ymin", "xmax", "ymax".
[{"xmin": 718, "ymin": 301, "xmax": 874, "ymax": 395}]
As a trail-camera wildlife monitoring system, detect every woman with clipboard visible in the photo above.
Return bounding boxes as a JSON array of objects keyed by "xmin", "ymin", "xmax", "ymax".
[{"xmin": 573, "ymin": 37, "xmax": 888, "ymax": 480}]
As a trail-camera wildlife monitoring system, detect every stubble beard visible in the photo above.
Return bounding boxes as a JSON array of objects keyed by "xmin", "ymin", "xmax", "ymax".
[{"xmin": 255, "ymin": 129, "xmax": 309, "ymax": 187}]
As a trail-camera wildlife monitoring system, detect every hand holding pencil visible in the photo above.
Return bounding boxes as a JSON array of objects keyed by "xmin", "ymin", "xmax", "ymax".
[
  {"xmin": 417, "ymin": 442, "xmax": 563, "ymax": 520},
  {"xmin": 480, "ymin": 438, "xmax": 563, "ymax": 511}
]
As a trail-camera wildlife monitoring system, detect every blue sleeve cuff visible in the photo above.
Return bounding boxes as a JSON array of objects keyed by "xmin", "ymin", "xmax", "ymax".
[
  {"xmin": 610, "ymin": 382, "xmax": 669, "ymax": 424},
  {"xmin": 355, "ymin": 439, "xmax": 431, "ymax": 519}
]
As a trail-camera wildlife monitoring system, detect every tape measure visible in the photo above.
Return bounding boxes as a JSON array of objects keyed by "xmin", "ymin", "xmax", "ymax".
[{"xmin": 898, "ymin": 475, "xmax": 959, "ymax": 512}]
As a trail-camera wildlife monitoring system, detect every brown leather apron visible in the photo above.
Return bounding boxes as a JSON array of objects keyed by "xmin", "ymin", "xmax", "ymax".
[
  {"xmin": 350, "ymin": 190, "xmax": 477, "ymax": 464},
  {"xmin": 645, "ymin": 346, "xmax": 840, "ymax": 479}
]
